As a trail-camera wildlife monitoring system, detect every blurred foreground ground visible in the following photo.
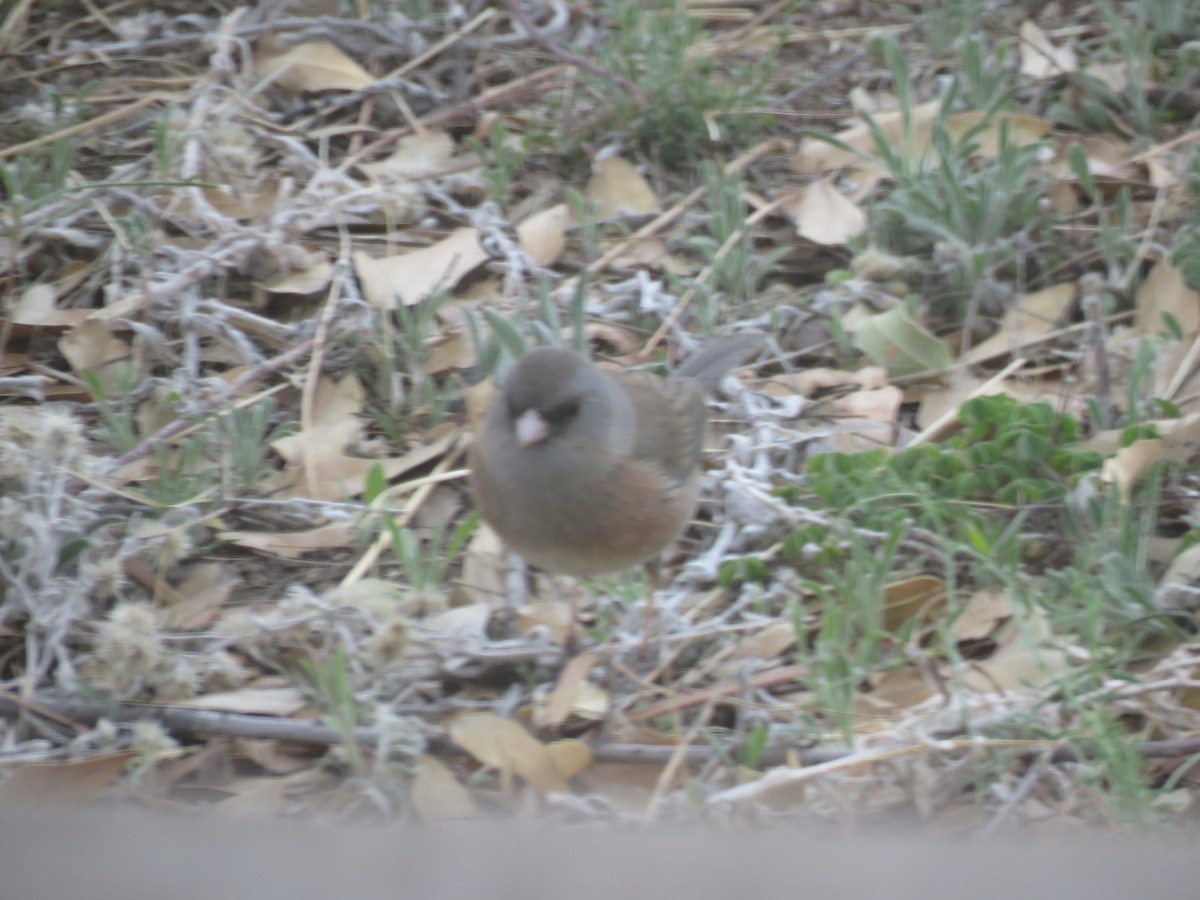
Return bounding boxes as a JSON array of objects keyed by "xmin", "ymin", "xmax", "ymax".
[{"xmin": 0, "ymin": 810, "xmax": 1193, "ymax": 899}]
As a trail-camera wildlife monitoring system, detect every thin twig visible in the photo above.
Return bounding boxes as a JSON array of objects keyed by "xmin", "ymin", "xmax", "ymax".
[{"xmin": 500, "ymin": 0, "xmax": 645, "ymax": 106}]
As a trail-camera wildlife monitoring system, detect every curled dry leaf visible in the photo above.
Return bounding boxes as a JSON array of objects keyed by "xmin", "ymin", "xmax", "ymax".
[
  {"xmin": 517, "ymin": 600, "xmax": 573, "ymax": 645},
  {"xmin": 584, "ymin": 156, "xmax": 662, "ymax": 218},
  {"xmin": 449, "ymin": 712, "xmax": 569, "ymax": 796},
  {"xmin": 357, "ymin": 132, "xmax": 458, "ymax": 181},
  {"xmin": 539, "ymin": 652, "xmax": 601, "ymax": 728},
  {"xmin": 217, "ymin": 522, "xmax": 358, "ymax": 559},
  {"xmin": 786, "ymin": 180, "xmax": 867, "ymax": 246},
  {"xmin": 1135, "ymin": 258, "xmax": 1200, "ymax": 337},
  {"xmin": 459, "ymin": 523, "xmax": 507, "ymax": 609},
  {"xmin": 158, "ymin": 563, "xmax": 235, "ymax": 632},
  {"xmin": 255, "ymin": 42, "xmax": 375, "ymax": 92},
  {"xmin": 411, "ymin": 755, "xmax": 482, "ymax": 820},
  {"xmin": 0, "ymin": 752, "xmax": 138, "ymax": 809},
  {"xmin": 792, "ymin": 103, "xmax": 1051, "ymax": 175},
  {"xmin": 1019, "ymin": 20, "xmax": 1077, "ymax": 80},
  {"xmin": 961, "ymin": 282, "xmax": 1076, "ymax": 364},
  {"xmin": 1101, "ymin": 438, "xmax": 1164, "ymax": 500},
  {"xmin": 952, "ymin": 586, "xmax": 1014, "ymax": 642},
  {"xmin": 271, "ymin": 375, "xmax": 366, "ymax": 465},
  {"xmin": 354, "ymin": 228, "xmax": 489, "ymax": 308},
  {"xmin": 174, "ymin": 687, "xmax": 309, "ymax": 716},
  {"xmin": 257, "ymin": 261, "xmax": 333, "ymax": 295},
  {"xmin": 545, "ymin": 739, "xmax": 593, "ymax": 780},
  {"xmin": 882, "ymin": 575, "xmax": 947, "ymax": 633},
  {"xmin": 58, "ymin": 319, "xmax": 131, "ymax": 391},
  {"xmin": 517, "ymin": 203, "xmax": 572, "ymax": 267},
  {"xmin": 959, "ymin": 604, "xmax": 1070, "ymax": 694},
  {"xmin": 763, "ymin": 365, "xmax": 890, "ymax": 398}
]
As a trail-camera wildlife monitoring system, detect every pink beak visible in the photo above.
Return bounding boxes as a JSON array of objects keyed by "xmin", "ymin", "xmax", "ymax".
[{"xmin": 515, "ymin": 408, "xmax": 549, "ymax": 447}]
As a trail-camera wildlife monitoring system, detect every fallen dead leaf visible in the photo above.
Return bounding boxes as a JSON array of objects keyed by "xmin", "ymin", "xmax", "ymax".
[
  {"xmin": 449, "ymin": 712, "xmax": 568, "ymax": 796},
  {"xmin": 255, "ymin": 42, "xmax": 375, "ymax": 92},
  {"xmin": 539, "ymin": 652, "xmax": 601, "ymax": 728},
  {"xmin": 585, "ymin": 156, "xmax": 661, "ymax": 218},
  {"xmin": 517, "ymin": 203, "xmax": 572, "ymax": 266},
  {"xmin": 786, "ymin": 180, "xmax": 868, "ymax": 245},
  {"xmin": 1019, "ymin": 20, "xmax": 1077, "ymax": 80},
  {"xmin": 357, "ymin": 131, "xmax": 457, "ymax": 181},
  {"xmin": 218, "ymin": 522, "xmax": 358, "ymax": 559},
  {"xmin": 175, "ymin": 687, "xmax": 310, "ymax": 716},
  {"xmin": 0, "ymin": 751, "xmax": 136, "ymax": 809},
  {"xmin": 882, "ymin": 575, "xmax": 947, "ymax": 633},
  {"xmin": 411, "ymin": 755, "xmax": 482, "ymax": 820},
  {"xmin": 1135, "ymin": 258, "xmax": 1200, "ymax": 337},
  {"xmin": 962, "ymin": 282, "xmax": 1076, "ymax": 364},
  {"xmin": 354, "ymin": 228, "xmax": 489, "ymax": 308}
]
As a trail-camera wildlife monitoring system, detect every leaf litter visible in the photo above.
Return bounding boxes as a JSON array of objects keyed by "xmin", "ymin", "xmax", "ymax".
[{"xmin": 1, "ymin": 0, "xmax": 1200, "ymax": 833}]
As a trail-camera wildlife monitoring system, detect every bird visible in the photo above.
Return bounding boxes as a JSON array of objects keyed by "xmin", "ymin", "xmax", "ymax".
[{"xmin": 468, "ymin": 333, "xmax": 763, "ymax": 581}]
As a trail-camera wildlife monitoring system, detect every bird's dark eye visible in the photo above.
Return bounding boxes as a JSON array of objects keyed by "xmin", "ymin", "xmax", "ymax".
[{"xmin": 544, "ymin": 398, "xmax": 580, "ymax": 426}]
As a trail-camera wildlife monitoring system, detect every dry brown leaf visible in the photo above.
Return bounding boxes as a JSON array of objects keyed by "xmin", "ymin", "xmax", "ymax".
[
  {"xmin": 585, "ymin": 156, "xmax": 662, "ymax": 217},
  {"xmin": 354, "ymin": 228, "xmax": 489, "ymax": 308},
  {"xmin": 943, "ymin": 111, "xmax": 1054, "ymax": 156},
  {"xmin": 517, "ymin": 203, "xmax": 572, "ymax": 266},
  {"xmin": 425, "ymin": 330, "xmax": 476, "ymax": 376},
  {"xmin": 273, "ymin": 428, "xmax": 456, "ymax": 501},
  {"xmin": 951, "ymin": 586, "xmax": 1013, "ymax": 642},
  {"xmin": 0, "ymin": 307, "xmax": 91, "ymax": 337},
  {"xmin": 357, "ymin": 132, "xmax": 457, "ymax": 181},
  {"xmin": 605, "ymin": 235, "xmax": 686, "ymax": 272},
  {"xmin": 459, "ymin": 522, "xmax": 507, "ymax": 608},
  {"xmin": 545, "ymin": 739, "xmax": 593, "ymax": 779},
  {"xmin": 728, "ymin": 621, "xmax": 797, "ymax": 660},
  {"xmin": 411, "ymin": 755, "xmax": 482, "ymax": 820},
  {"xmin": 255, "ymin": 42, "xmax": 375, "ymax": 92},
  {"xmin": 1101, "ymin": 438, "xmax": 1164, "ymax": 500},
  {"xmin": 791, "ymin": 101, "xmax": 941, "ymax": 173},
  {"xmin": 828, "ymin": 385, "xmax": 903, "ymax": 451},
  {"xmin": 915, "ymin": 371, "xmax": 1086, "ymax": 430},
  {"xmin": 1162, "ymin": 544, "xmax": 1200, "ymax": 587},
  {"xmin": 175, "ymin": 687, "xmax": 310, "ymax": 716},
  {"xmin": 787, "ymin": 180, "xmax": 867, "ymax": 245},
  {"xmin": 257, "ymin": 261, "xmax": 333, "ymax": 295},
  {"xmin": 574, "ymin": 762, "xmax": 660, "ymax": 812},
  {"xmin": 1050, "ymin": 134, "xmax": 1137, "ymax": 182},
  {"xmin": 1083, "ymin": 61, "xmax": 1129, "ymax": 92},
  {"xmin": 791, "ymin": 104, "xmax": 1050, "ymax": 175},
  {"xmin": 208, "ymin": 776, "xmax": 291, "ymax": 819},
  {"xmin": 449, "ymin": 712, "xmax": 568, "ymax": 796},
  {"xmin": 1019, "ymin": 20, "xmax": 1078, "ymax": 79},
  {"xmin": 882, "ymin": 575, "xmax": 947, "ymax": 632},
  {"xmin": 960, "ymin": 605, "xmax": 1070, "ymax": 694},
  {"xmin": 0, "ymin": 751, "xmax": 136, "ymax": 809},
  {"xmin": 234, "ymin": 739, "xmax": 313, "ymax": 775},
  {"xmin": 540, "ymin": 651, "xmax": 599, "ymax": 728},
  {"xmin": 158, "ymin": 563, "xmax": 235, "ymax": 632},
  {"xmin": 58, "ymin": 319, "xmax": 131, "ymax": 389},
  {"xmin": 517, "ymin": 600, "xmax": 573, "ymax": 645},
  {"xmin": 419, "ymin": 602, "xmax": 492, "ymax": 642},
  {"xmin": 1135, "ymin": 258, "xmax": 1200, "ymax": 337},
  {"xmin": 763, "ymin": 366, "xmax": 889, "ymax": 398},
  {"xmin": 867, "ymin": 666, "xmax": 937, "ymax": 711},
  {"xmin": 962, "ymin": 282, "xmax": 1076, "ymax": 363},
  {"xmin": 271, "ymin": 375, "xmax": 365, "ymax": 464},
  {"xmin": 198, "ymin": 182, "xmax": 282, "ymax": 221},
  {"xmin": 218, "ymin": 522, "xmax": 358, "ymax": 559}
]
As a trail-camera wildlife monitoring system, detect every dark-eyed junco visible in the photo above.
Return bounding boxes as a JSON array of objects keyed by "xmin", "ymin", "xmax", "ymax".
[{"xmin": 468, "ymin": 334, "xmax": 762, "ymax": 578}]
